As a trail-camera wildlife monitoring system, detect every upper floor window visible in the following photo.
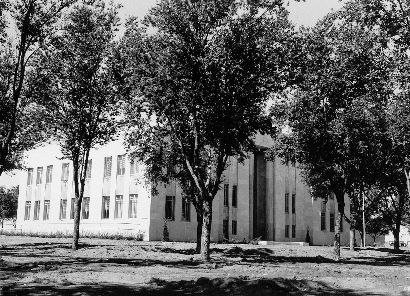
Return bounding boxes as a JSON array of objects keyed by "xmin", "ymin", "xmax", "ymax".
[
  {"xmin": 36, "ymin": 167, "xmax": 43, "ymax": 185},
  {"xmin": 86, "ymin": 160, "xmax": 92, "ymax": 179},
  {"xmin": 117, "ymin": 155, "xmax": 126, "ymax": 176},
  {"xmin": 232, "ymin": 185, "xmax": 238, "ymax": 208},
  {"xmin": 223, "ymin": 184, "xmax": 229, "ymax": 207},
  {"xmin": 130, "ymin": 158, "xmax": 139, "ymax": 175},
  {"xmin": 165, "ymin": 195, "xmax": 175, "ymax": 221},
  {"xmin": 46, "ymin": 165, "xmax": 53, "ymax": 184},
  {"xmin": 285, "ymin": 193, "xmax": 289, "ymax": 213},
  {"xmin": 103, "ymin": 157, "xmax": 112, "ymax": 178},
  {"xmin": 27, "ymin": 168, "xmax": 34, "ymax": 186},
  {"xmin": 61, "ymin": 163, "xmax": 69, "ymax": 181},
  {"xmin": 291, "ymin": 193, "xmax": 296, "ymax": 214},
  {"xmin": 181, "ymin": 197, "xmax": 190, "ymax": 222}
]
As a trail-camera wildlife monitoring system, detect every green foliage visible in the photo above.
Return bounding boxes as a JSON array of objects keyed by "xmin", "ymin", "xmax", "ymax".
[
  {"xmin": 0, "ymin": 0, "xmax": 75, "ymax": 176},
  {"xmin": 0, "ymin": 186, "xmax": 18, "ymax": 226}
]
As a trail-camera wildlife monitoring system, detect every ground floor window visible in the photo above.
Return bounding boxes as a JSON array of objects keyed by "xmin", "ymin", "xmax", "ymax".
[
  {"xmin": 223, "ymin": 219, "xmax": 229, "ymax": 239},
  {"xmin": 232, "ymin": 220, "xmax": 237, "ymax": 235},
  {"xmin": 60, "ymin": 199, "xmax": 67, "ymax": 219},
  {"xmin": 43, "ymin": 200, "xmax": 50, "ymax": 220},
  {"xmin": 33, "ymin": 201, "xmax": 40, "ymax": 220},
  {"xmin": 102, "ymin": 196, "xmax": 110, "ymax": 219},
  {"xmin": 24, "ymin": 201, "xmax": 31, "ymax": 220},
  {"xmin": 165, "ymin": 196, "xmax": 175, "ymax": 221},
  {"xmin": 181, "ymin": 197, "xmax": 190, "ymax": 222},
  {"xmin": 70, "ymin": 198, "xmax": 75, "ymax": 219},
  {"xmin": 82, "ymin": 197, "xmax": 90, "ymax": 219},
  {"xmin": 285, "ymin": 224, "xmax": 290, "ymax": 238},
  {"xmin": 129, "ymin": 194, "xmax": 138, "ymax": 218},
  {"xmin": 292, "ymin": 225, "xmax": 296, "ymax": 238},
  {"xmin": 114, "ymin": 195, "xmax": 123, "ymax": 219}
]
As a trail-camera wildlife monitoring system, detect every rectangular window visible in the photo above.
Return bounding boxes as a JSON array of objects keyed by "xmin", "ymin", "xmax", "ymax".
[
  {"xmin": 130, "ymin": 158, "xmax": 139, "ymax": 175},
  {"xmin": 223, "ymin": 219, "xmax": 229, "ymax": 239},
  {"xmin": 321, "ymin": 200, "xmax": 326, "ymax": 231},
  {"xmin": 292, "ymin": 225, "xmax": 296, "ymax": 238},
  {"xmin": 102, "ymin": 196, "xmax": 110, "ymax": 219},
  {"xmin": 33, "ymin": 201, "xmax": 40, "ymax": 220},
  {"xmin": 232, "ymin": 220, "xmax": 237, "ymax": 235},
  {"xmin": 27, "ymin": 168, "xmax": 34, "ymax": 186},
  {"xmin": 285, "ymin": 225, "xmax": 290, "ymax": 238},
  {"xmin": 86, "ymin": 160, "xmax": 92, "ymax": 179},
  {"xmin": 232, "ymin": 185, "xmax": 238, "ymax": 208},
  {"xmin": 223, "ymin": 184, "xmax": 229, "ymax": 207},
  {"xmin": 103, "ymin": 157, "xmax": 112, "ymax": 177},
  {"xmin": 117, "ymin": 155, "xmax": 126, "ymax": 176},
  {"xmin": 165, "ymin": 195, "xmax": 175, "ymax": 220},
  {"xmin": 129, "ymin": 194, "xmax": 138, "ymax": 218},
  {"xmin": 36, "ymin": 167, "xmax": 43, "ymax": 185},
  {"xmin": 330, "ymin": 213, "xmax": 335, "ymax": 232},
  {"xmin": 114, "ymin": 195, "xmax": 123, "ymax": 219},
  {"xmin": 82, "ymin": 197, "xmax": 90, "ymax": 219},
  {"xmin": 70, "ymin": 198, "xmax": 75, "ymax": 219},
  {"xmin": 285, "ymin": 193, "xmax": 289, "ymax": 213},
  {"xmin": 340, "ymin": 216, "xmax": 344, "ymax": 232},
  {"xmin": 43, "ymin": 200, "xmax": 50, "ymax": 220},
  {"xmin": 61, "ymin": 163, "xmax": 69, "ymax": 181},
  {"xmin": 46, "ymin": 165, "xmax": 53, "ymax": 184},
  {"xmin": 181, "ymin": 197, "xmax": 191, "ymax": 221},
  {"xmin": 291, "ymin": 193, "xmax": 296, "ymax": 213},
  {"xmin": 59, "ymin": 199, "xmax": 67, "ymax": 219},
  {"xmin": 24, "ymin": 201, "xmax": 31, "ymax": 220}
]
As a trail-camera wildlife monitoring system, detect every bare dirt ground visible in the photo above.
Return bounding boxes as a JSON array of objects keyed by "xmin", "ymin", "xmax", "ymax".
[{"xmin": 0, "ymin": 236, "xmax": 410, "ymax": 295}]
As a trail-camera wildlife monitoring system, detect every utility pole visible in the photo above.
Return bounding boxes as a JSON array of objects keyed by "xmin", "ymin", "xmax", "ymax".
[{"xmin": 362, "ymin": 185, "xmax": 366, "ymax": 248}]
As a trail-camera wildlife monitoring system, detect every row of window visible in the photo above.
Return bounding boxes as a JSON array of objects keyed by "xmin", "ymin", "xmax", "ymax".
[
  {"xmin": 223, "ymin": 184, "xmax": 238, "ymax": 207},
  {"xmin": 27, "ymin": 155, "xmax": 139, "ymax": 185},
  {"xmin": 320, "ymin": 200, "xmax": 343, "ymax": 232},
  {"xmin": 284, "ymin": 193, "xmax": 296, "ymax": 213},
  {"xmin": 223, "ymin": 219, "xmax": 238, "ymax": 236},
  {"xmin": 165, "ymin": 196, "xmax": 191, "ymax": 222},
  {"xmin": 24, "ymin": 194, "xmax": 139, "ymax": 221},
  {"xmin": 285, "ymin": 224, "xmax": 296, "ymax": 238}
]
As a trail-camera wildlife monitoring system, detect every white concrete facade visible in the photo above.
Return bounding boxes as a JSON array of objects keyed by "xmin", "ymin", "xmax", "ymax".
[{"xmin": 16, "ymin": 138, "xmax": 351, "ymax": 245}]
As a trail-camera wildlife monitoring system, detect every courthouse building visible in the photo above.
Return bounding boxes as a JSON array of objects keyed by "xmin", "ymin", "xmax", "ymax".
[{"xmin": 16, "ymin": 135, "xmax": 350, "ymax": 245}]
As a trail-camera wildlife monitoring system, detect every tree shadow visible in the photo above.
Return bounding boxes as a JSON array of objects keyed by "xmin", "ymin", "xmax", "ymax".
[{"xmin": 1, "ymin": 277, "xmax": 386, "ymax": 296}]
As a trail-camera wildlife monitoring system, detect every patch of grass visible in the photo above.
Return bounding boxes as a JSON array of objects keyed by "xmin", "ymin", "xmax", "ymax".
[{"xmin": 0, "ymin": 229, "xmax": 144, "ymax": 241}]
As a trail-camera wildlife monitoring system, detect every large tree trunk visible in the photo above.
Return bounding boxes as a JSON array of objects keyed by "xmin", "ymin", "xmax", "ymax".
[
  {"xmin": 72, "ymin": 154, "xmax": 87, "ymax": 251},
  {"xmin": 334, "ymin": 193, "xmax": 345, "ymax": 260},
  {"xmin": 196, "ymin": 211, "xmax": 202, "ymax": 254},
  {"xmin": 200, "ymin": 200, "xmax": 212, "ymax": 262},
  {"xmin": 393, "ymin": 225, "xmax": 400, "ymax": 251},
  {"xmin": 72, "ymin": 197, "xmax": 82, "ymax": 250}
]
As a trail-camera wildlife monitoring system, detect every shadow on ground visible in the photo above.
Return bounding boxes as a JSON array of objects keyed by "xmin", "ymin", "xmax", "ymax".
[{"xmin": 1, "ymin": 277, "xmax": 386, "ymax": 296}]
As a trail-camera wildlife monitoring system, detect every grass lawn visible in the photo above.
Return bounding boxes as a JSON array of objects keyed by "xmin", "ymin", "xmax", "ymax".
[{"xmin": 1, "ymin": 236, "xmax": 409, "ymax": 295}]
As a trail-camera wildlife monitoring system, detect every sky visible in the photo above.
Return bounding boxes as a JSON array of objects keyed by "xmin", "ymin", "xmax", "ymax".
[{"xmin": 0, "ymin": 0, "xmax": 346, "ymax": 188}]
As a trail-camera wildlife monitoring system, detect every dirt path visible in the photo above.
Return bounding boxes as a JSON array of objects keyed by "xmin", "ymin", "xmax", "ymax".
[{"xmin": 1, "ymin": 236, "xmax": 409, "ymax": 295}]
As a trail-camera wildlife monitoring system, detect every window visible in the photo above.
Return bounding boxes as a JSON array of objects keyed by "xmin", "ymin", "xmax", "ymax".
[
  {"xmin": 129, "ymin": 194, "xmax": 138, "ymax": 218},
  {"xmin": 223, "ymin": 184, "xmax": 229, "ymax": 207},
  {"xmin": 70, "ymin": 198, "xmax": 75, "ymax": 219},
  {"xmin": 291, "ymin": 193, "xmax": 296, "ymax": 213},
  {"xmin": 86, "ymin": 160, "xmax": 92, "ymax": 179},
  {"xmin": 82, "ymin": 197, "xmax": 90, "ymax": 219},
  {"xmin": 232, "ymin": 185, "xmax": 237, "ymax": 208},
  {"xmin": 33, "ymin": 201, "xmax": 40, "ymax": 220},
  {"xmin": 46, "ymin": 165, "xmax": 53, "ymax": 184},
  {"xmin": 321, "ymin": 200, "xmax": 326, "ymax": 231},
  {"xmin": 60, "ymin": 200, "xmax": 67, "ymax": 219},
  {"xmin": 114, "ymin": 195, "xmax": 123, "ymax": 218},
  {"xmin": 24, "ymin": 201, "xmax": 31, "ymax": 220},
  {"xmin": 102, "ymin": 196, "xmax": 110, "ymax": 219},
  {"xmin": 165, "ymin": 195, "xmax": 175, "ymax": 220},
  {"xmin": 181, "ymin": 197, "xmax": 190, "ymax": 221},
  {"xmin": 285, "ymin": 225, "xmax": 290, "ymax": 238},
  {"xmin": 340, "ymin": 216, "xmax": 344, "ymax": 232},
  {"xmin": 61, "ymin": 163, "xmax": 69, "ymax": 181},
  {"xmin": 285, "ymin": 193, "xmax": 289, "ymax": 213},
  {"xmin": 223, "ymin": 219, "xmax": 229, "ymax": 239},
  {"xmin": 117, "ymin": 155, "xmax": 126, "ymax": 175},
  {"xmin": 232, "ymin": 220, "xmax": 237, "ymax": 235},
  {"xmin": 36, "ymin": 167, "xmax": 43, "ymax": 185},
  {"xmin": 130, "ymin": 158, "xmax": 139, "ymax": 175},
  {"xmin": 27, "ymin": 168, "xmax": 34, "ymax": 186},
  {"xmin": 43, "ymin": 200, "xmax": 50, "ymax": 220},
  {"xmin": 103, "ymin": 157, "xmax": 112, "ymax": 178},
  {"xmin": 292, "ymin": 225, "xmax": 296, "ymax": 238},
  {"xmin": 330, "ymin": 213, "xmax": 335, "ymax": 232}
]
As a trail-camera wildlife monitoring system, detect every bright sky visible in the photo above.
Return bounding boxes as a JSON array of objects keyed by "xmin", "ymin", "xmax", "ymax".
[
  {"xmin": 114, "ymin": 0, "xmax": 346, "ymax": 28},
  {"xmin": 0, "ymin": 0, "xmax": 346, "ymax": 188}
]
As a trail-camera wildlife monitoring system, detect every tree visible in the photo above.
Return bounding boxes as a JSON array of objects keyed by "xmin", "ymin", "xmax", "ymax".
[
  {"xmin": 270, "ymin": 2, "xmax": 392, "ymax": 259},
  {"xmin": 0, "ymin": 186, "xmax": 18, "ymax": 228},
  {"xmin": 115, "ymin": 0, "xmax": 300, "ymax": 261},
  {"xmin": 30, "ymin": 0, "xmax": 121, "ymax": 250},
  {"xmin": 0, "ymin": 0, "xmax": 76, "ymax": 176},
  {"xmin": 366, "ymin": 214, "xmax": 390, "ymax": 246}
]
